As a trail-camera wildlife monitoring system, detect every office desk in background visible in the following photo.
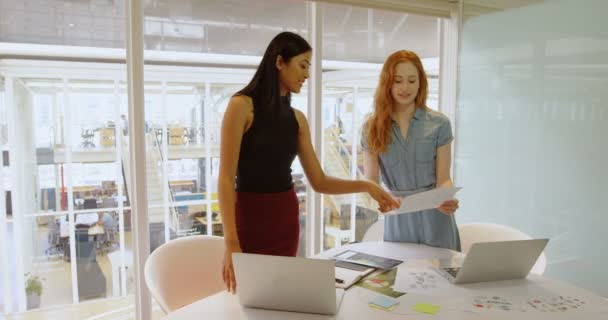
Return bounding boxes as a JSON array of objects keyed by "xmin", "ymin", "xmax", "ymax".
[
  {"xmin": 162, "ymin": 242, "xmax": 608, "ymax": 320},
  {"xmin": 59, "ymin": 213, "xmax": 105, "ymax": 238},
  {"xmin": 193, "ymin": 216, "xmax": 222, "ymax": 235}
]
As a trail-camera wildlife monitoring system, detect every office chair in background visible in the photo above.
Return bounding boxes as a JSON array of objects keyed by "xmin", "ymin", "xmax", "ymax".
[
  {"xmin": 361, "ymin": 218, "xmax": 384, "ymax": 242},
  {"xmin": 144, "ymin": 235, "xmax": 225, "ymax": 313},
  {"xmin": 457, "ymin": 222, "xmax": 548, "ymax": 275}
]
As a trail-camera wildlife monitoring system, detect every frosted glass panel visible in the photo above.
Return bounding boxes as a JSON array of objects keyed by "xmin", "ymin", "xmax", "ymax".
[{"xmin": 457, "ymin": 0, "xmax": 608, "ymax": 297}]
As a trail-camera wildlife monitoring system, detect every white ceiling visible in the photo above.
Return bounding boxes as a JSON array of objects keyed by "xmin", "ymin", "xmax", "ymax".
[
  {"xmin": 0, "ymin": 0, "xmax": 546, "ymax": 64},
  {"xmin": 463, "ymin": 0, "xmax": 545, "ymax": 19},
  {"xmin": 464, "ymin": 0, "xmax": 544, "ymax": 9},
  {"xmin": 0, "ymin": 0, "xmax": 440, "ymax": 63}
]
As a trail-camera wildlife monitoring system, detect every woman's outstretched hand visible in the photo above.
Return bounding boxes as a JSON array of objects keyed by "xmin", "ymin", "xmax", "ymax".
[{"xmin": 365, "ymin": 181, "xmax": 400, "ymax": 213}]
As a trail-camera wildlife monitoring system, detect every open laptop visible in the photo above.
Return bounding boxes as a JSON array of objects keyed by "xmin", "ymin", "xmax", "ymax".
[
  {"xmin": 232, "ymin": 253, "xmax": 344, "ymax": 315},
  {"xmin": 438, "ymin": 239, "xmax": 549, "ymax": 284}
]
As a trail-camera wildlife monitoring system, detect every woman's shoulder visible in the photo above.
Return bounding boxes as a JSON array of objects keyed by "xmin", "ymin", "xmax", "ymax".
[
  {"xmin": 292, "ymin": 107, "xmax": 305, "ymax": 119},
  {"xmin": 291, "ymin": 108, "xmax": 306, "ymax": 130},
  {"xmin": 225, "ymin": 95, "xmax": 254, "ymax": 129},
  {"xmin": 230, "ymin": 94, "xmax": 254, "ymax": 111},
  {"xmin": 228, "ymin": 95, "xmax": 255, "ymax": 126},
  {"xmin": 421, "ymin": 107, "xmax": 450, "ymax": 124}
]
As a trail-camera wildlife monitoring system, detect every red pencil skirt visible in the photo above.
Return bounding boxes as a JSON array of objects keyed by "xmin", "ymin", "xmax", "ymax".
[{"xmin": 235, "ymin": 187, "xmax": 299, "ymax": 257}]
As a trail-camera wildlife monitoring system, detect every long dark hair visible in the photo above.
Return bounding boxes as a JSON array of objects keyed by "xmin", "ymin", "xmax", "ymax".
[{"xmin": 235, "ymin": 31, "xmax": 311, "ymax": 115}]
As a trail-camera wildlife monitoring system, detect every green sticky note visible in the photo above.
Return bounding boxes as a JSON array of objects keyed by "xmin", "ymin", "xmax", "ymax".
[{"xmin": 413, "ymin": 303, "xmax": 440, "ymax": 315}]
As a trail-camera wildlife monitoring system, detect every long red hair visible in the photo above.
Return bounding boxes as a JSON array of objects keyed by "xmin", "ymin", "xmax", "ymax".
[{"xmin": 366, "ymin": 50, "xmax": 428, "ymax": 154}]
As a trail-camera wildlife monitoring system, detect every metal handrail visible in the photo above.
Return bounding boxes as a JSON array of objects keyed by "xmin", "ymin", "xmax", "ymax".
[{"xmin": 148, "ymin": 131, "xmax": 181, "ymax": 232}]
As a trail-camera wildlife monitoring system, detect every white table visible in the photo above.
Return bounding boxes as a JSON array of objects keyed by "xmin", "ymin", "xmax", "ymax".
[
  {"xmin": 163, "ymin": 242, "xmax": 608, "ymax": 320},
  {"xmin": 76, "ymin": 212, "xmax": 100, "ymax": 225}
]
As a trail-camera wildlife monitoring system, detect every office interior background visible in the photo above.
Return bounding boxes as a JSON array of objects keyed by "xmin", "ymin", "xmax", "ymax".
[{"xmin": 0, "ymin": 0, "xmax": 606, "ymax": 319}]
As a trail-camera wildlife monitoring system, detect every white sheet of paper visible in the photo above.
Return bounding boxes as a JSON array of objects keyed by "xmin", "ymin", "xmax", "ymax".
[
  {"xmin": 387, "ymin": 187, "xmax": 462, "ymax": 215},
  {"xmin": 393, "ymin": 265, "xmax": 454, "ymax": 295}
]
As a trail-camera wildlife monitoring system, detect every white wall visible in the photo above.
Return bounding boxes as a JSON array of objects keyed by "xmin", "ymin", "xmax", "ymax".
[{"xmin": 456, "ymin": 0, "xmax": 608, "ymax": 296}]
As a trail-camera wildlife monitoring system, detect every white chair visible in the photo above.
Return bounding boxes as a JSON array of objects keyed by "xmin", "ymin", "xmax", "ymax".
[
  {"xmin": 361, "ymin": 219, "xmax": 384, "ymax": 242},
  {"xmin": 457, "ymin": 222, "xmax": 547, "ymax": 275},
  {"xmin": 144, "ymin": 235, "xmax": 225, "ymax": 313}
]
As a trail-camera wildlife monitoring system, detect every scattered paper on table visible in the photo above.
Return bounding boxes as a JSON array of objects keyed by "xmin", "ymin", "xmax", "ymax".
[
  {"xmin": 393, "ymin": 266, "xmax": 452, "ymax": 295},
  {"xmin": 472, "ymin": 295, "xmax": 518, "ymax": 311},
  {"xmin": 387, "ymin": 187, "xmax": 462, "ymax": 215},
  {"xmin": 469, "ymin": 294, "xmax": 593, "ymax": 313},
  {"xmin": 356, "ymin": 269, "xmax": 406, "ymax": 298},
  {"xmin": 525, "ymin": 295, "xmax": 587, "ymax": 312}
]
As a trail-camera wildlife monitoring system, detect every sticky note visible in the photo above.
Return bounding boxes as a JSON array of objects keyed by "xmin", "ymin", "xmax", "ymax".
[
  {"xmin": 369, "ymin": 295, "xmax": 399, "ymax": 310},
  {"xmin": 369, "ymin": 303, "xmax": 398, "ymax": 312},
  {"xmin": 413, "ymin": 303, "xmax": 440, "ymax": 315}
]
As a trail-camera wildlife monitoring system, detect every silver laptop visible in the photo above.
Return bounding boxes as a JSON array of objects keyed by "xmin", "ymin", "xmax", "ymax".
[
  {"xmin": 438, "ymin": 239, "xmax": 549, "ymax": 284},
  {"xmin": 232, "ymin": 253, "xmax": 344, "ymax": 315}
]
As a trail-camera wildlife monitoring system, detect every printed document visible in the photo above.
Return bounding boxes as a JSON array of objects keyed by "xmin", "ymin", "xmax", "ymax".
[{"xmin": 387, "ymin": 187, "xmax": 462, "ymax": 215}]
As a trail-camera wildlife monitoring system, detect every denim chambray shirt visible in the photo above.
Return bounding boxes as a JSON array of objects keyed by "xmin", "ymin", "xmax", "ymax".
[{"xmin": 362, "ymin": 107, "xmax": 461, "ymax": 251}]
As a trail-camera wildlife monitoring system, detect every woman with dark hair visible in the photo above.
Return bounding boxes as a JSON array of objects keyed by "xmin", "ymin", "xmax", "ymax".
[
  {"xmin": 219, "ymin": 32, "xmax": 399, "ymax": 293},
  {"xmin": 362, "ymin": 50, "xmax": 460, "ymax": 251}
]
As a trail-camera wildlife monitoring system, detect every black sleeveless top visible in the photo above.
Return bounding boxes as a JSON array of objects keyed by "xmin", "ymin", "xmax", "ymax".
[{"xmin": 236, "ymin": 96, "xmax": 299, "ymax": 192}]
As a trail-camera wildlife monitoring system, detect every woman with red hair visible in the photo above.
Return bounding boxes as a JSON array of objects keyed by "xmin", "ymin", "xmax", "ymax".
[{"xmin": 361, "ymin": 50, "xmax": 461, "ymax": 251}]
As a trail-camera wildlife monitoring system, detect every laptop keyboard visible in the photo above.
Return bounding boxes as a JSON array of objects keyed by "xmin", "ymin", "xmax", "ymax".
[{"xmin": 443, "ymin": 267, "xmax": 460, "ymax": 277}]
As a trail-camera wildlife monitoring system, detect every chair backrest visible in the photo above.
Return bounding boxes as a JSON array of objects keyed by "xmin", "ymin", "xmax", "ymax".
[
  {"xmin": 100, "ymin": 198, "xmax": 117, "ymax": 208},
  {"xmin": 361, "ymin": 220, "xmax": 384, "ymax": 242},
  {"xmin": 144, "ymin": 235, "xmax": 225, "ymax": 313},
  {"xmin": 106, "ymin": 224, "xmax": 118, "ymax": 243},
  {"xmin": 457, "ymin": 222, "xmax": 547, "ymax": 275},
  {"xmin": 75, "ymin": 228, "xmax": 96, "ymax": 263},
  {"xmin": 48, "ymin": 218, "xmax": 60, "ymax": 243},
  {"xmin": 83, "ymin": 198, "xmax": 98, "ymax": 209}
]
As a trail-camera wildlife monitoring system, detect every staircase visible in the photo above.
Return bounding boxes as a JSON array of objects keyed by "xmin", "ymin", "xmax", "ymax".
[
  {"xmin": 323, "ymin": 127, "xmax": 373, "ymax": 210},
  {"xmin": 322, "ymin": 127, "xmax": 376, "ymax": 245},
  {"xmin": 144, "ymin": 134, "xmax": 169, "ymax": 225},
  {"xmin": 119, "ymin": 133, "xmax": 178, "ymax": 232}
]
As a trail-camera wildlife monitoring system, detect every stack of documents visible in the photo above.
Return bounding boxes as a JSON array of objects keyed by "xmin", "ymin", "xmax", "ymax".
[
  {"xmin": 334, "ymin": 260, "xmax": 375, "ymax": 289},
  {"xmin": 333, "ymin": 251, "xmax": 403, "ymax": 289},
  {"xmin": 333, "ymin": 250, "xmax": 403, "ymax": 269}
]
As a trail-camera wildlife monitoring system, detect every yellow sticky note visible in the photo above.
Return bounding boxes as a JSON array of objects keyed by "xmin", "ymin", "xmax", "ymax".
[{"xmin": 413, "ymin": 303, "xmax": 440, "ymax": 315}]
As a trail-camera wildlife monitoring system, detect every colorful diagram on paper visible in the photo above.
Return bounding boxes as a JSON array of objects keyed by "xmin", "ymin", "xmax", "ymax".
[
  {"xmin": 472, "ymin": 295, "xmax": 588, "ymax": 313},
  {"xmin": 526, "ymin": 295, "xmax": 586, "ymax": 312},
  {"xmin": 404, "ymin": 270, "xmax": 439, "ymax": 290},
  {"xmin": 473, "ymin": 295, "xmax": 521, "ymax": 311}
]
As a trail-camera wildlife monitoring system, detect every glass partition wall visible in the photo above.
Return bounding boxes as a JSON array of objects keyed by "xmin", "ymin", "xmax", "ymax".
[
  {"xmin": 0, "ymin": 58, "xmax": 438, "ymax": 313},
  {"xmin": 457, "ymin": 0, "xmax": 608, "ymax": 297},
  {"xmin": 320, "ymin": 2, "xmax": 440, "ymax": 249},
  {"xmin": 0, "ymin": 73, "xmax": 132, "ymax": 311},
  {"xmin": 0, "ymin": 65, "xmax": 255, "ymax": 311},
  {"xmin": 0, "ymin": 0, "xmax": 447, "ymax": 316}
]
